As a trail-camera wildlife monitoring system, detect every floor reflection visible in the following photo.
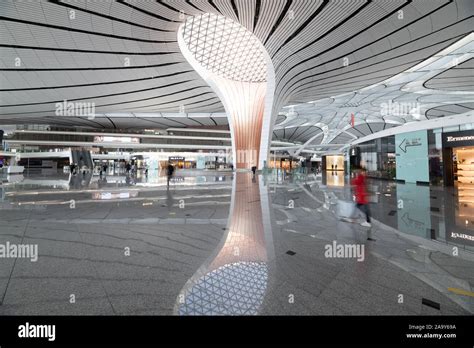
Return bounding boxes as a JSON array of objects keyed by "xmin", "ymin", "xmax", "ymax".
[
  {"xmin": 264, "ymin": 172, "xmax": 473, "ymax": 252},
  {"xmin": 0, "ymin": 168, "xmax": 470, "ymax": 315},
  {"xmin": 175, "ymin": 173, "xmax": 272, "ymax": 315},
  {"xmin": 0, "ymin": 169, "xmax": 231, "ymax": 191},
  {"xmin": 396, "ymin": 184, "xmax": 432, "ymax": 239},
  {"xmin": 323, "ymin": 171, "xmax": 345, "ymax": 187},
  {"xmin": 267, "ymin": 173, "xmax": 473, "ymax": 314},
  {"xmin": 323, "ymin": 176, "xmax": 474, "ymax": 252}
]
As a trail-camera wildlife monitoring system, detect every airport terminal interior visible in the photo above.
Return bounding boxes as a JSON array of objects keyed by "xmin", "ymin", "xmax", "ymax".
[{"xmin": 0, "ymin": 0, "xmax": 473, "ymax": 316}]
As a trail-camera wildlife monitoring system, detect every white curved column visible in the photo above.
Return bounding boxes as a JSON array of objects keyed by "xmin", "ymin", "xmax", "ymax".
[{"xmin": 177, "ymin": 18, "xmax": 274, "ymax": 170}]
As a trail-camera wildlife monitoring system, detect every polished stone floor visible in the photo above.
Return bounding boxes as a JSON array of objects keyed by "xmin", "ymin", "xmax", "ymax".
[{"xmin": 0, "ymin": 169, "xmax": 472, "ymax": 315}]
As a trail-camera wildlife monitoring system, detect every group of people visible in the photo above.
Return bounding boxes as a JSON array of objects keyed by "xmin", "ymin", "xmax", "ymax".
[
  {"xmin": 124, "ymin": 162, "xmax": 149, "ymax": 176},
  {"xmin": 99, "ymin": 164, "xmax": 108, "ymax": 177},
  {"xmin": 69, "ymin": 163, "xmax": 87, "ymax": 176},
  {"xmin": 125, "ymin": 162, "xmax": 136, "ymax": 175}
]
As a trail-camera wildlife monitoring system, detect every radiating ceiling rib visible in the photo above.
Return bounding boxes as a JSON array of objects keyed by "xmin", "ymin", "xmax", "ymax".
[
  {"xmin": 262, "ymin": 0, "xmax": 292, "ymax": 46},
  {"xmin": 114, "ymin": 0, "xmax": 180, "ymax": 23},
  {"xmin": 157, "ymin": 0, "xmax": 192, "ymax": 17},
  {"xmin": 0, "ymin": 80, "xmax": 203, "ymax": 107},
  {"xmin": 0, "ymin": 70, "xmax": 194, "ymax": 92},
  {"xmin": 289, "ymin": 24, "xmax": 470, "ymax": 97},
  {"xmin": 46, "ymin": 0, "xmax": 173, "ymax": 33},
  {"xmin": 0, "ymin": 15, "xmax": 174, "ymax": 44},
  {"xmin": 276, "ymin": 0, "xmax": 454, "ymax": 97}
]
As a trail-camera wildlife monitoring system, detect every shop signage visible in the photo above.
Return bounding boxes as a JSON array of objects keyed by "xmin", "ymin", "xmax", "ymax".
[
  {"xmin": 395, "ymin": 130, "xmax": 429, "ymax": 183},
  {"xmin": 169, "ymin": 156, "xmax": 185, "ymax": 161},
  {"xmin": 398, "ymin": 137, "xmax": 422, "ymax": 153},
  {"xmin": 442, "ymin": 131, "xmax": 474, "ymax": 147},
  {"xmin": 446, "ymin": 231, "xmax": 474, "ymax": 247},
  {"xmin": 94, "ymin": 136, "xmax": 139, "ymax": 144},
  {"xmin": 446, "ymin": 135, "xmax": 474, "ymax": 142}
]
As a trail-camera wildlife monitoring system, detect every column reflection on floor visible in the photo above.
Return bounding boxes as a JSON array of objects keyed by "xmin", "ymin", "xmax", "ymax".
[{"xmin": 175, "ymin": 172, "xmax": 274, "ymax": 315}]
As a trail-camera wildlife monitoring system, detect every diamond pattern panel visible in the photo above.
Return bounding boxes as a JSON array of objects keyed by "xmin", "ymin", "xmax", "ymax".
[
  {"xmin": 178, "ymin": 261, "xmax": 268, "ymax": 315},
  {"xmin": 182, "ymin": 13, "xmax": 267, "ymax": 83}
]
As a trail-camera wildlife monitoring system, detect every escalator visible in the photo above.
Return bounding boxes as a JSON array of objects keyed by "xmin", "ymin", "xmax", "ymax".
[
  {"xmin": 83, "ymin": 150, "xmax": 93, "ymax": 169},
  {"xmin": 70, "ymin": 149, "xmax": 92, "ymax": 171},
  {"xmin": 70, "ymin": 149, "xmax": 79, "ymax": 166}
]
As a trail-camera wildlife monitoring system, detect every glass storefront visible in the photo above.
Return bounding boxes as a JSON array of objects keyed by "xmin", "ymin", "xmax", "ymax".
[
  {"xmin": 428, "ymin": 129, "xmax": 443, "ymax": 185},
  {"xmin": 268, "ymin": 158, "xmax": 298, "ymax": 170},
  {"xmin": 454, "ymin": 146, "xmax": 474, "ymax": 185},
  {"xmin": 350, "ymin": 136, "xmax": 395, "ymax": 179},
  {"xmin": 325, "ymin": 155, "xmax": 344, "ymax": 171},
  {"xmin": 439, "ymin": 127, "xmax": 474, "ymax": 187},
  {"xmin": 351, "ymin": 124, "xmax": 474, "ymax": 186}
]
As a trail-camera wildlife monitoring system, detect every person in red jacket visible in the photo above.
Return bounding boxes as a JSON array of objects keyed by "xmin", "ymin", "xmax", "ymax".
[{"xmin": 351, "ymin": 168, "xmax": 371, "ymax": 227}]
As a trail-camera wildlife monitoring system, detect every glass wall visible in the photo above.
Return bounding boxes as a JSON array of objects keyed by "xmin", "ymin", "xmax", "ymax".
[
  {"xmin": 350, "ymin": 136, "xmax": 395, "ymax": 179},
  {"xmin": 350, "ymin": 124, "xmax": 473, "ymax": 186},
  {"xmin": 431, "ymin": 123, "xmax": 474, "ymax": 185},
  {"xmin": 428, "ymin": 129, "xmax": 443, "ymax": 185}
]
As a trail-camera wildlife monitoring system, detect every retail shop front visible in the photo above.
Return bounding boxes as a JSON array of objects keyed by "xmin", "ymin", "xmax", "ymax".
[
  {"xmin": 167, "ymin": 156, "xmax": 195, "ymax": 169},
  {"xmin": 349, "ymin": 127, "xmax": 474, "ymax": 186},
  {"xmin": 441, "ymin": 131, "xmax": 474, "ymax": 248},
  {"xmin": 321, "ymin": 155, "xmax": 345, "ymax": 187},
  {"xmin": 441, "ymin": 131, "xmax": 474, "ymax": 187},
  {"xmin": 349, "ymin": 137, "xmax": 396, "ymax": 180},
  {"xmin": 268, "ymin": 157, "xmax": 298, "ymax": 170}
]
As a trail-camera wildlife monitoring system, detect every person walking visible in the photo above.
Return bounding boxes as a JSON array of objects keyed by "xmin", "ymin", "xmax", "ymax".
[
  {"xmin": 352, "ymin": 168, "xmax": 371, "ymax": 227},
  {"xmin": 166, "ymin": 162, "xmax": 175, "ymax": 187},
  {"xmin": 251, "ymin": 165, "xmax": 257, "ymax": 176}
]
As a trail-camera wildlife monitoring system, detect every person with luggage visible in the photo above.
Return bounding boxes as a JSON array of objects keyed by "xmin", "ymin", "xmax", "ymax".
[{"xmin": 352, "ymin": 168, "xmax": 371, "ymax": 227}]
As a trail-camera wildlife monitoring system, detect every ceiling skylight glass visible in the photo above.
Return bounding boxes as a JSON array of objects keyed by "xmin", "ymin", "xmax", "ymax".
[{"xmin": 182, "ymin": 13, "xmax": 267, "ymax": 83}]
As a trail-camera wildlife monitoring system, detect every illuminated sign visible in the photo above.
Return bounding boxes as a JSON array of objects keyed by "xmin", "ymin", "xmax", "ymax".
[
  {"xmin": 92, "ymin": 191, "xmax": 138, "ymax": 200},
  {"xmin": 442, "ymin": 131, "xmax": 474, "ymax": 148},
  {"xmin": 169, "ymin": 156, "xmax": 185, "ymax": 161},
  {"xmin": 446, "ymin": 135, "xmax": 474, "ymax": 142},
  {"xmin": 450, "ymin": 232, "xmax": 474, "ymax": 241},
  {"xmin": 93, "ymin": 136, "xmax": 140, "ymax": 144}
]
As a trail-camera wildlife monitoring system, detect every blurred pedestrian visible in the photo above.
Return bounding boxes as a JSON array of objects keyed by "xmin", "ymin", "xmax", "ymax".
[{"xmin": 352, "ymin": 168, "xmax": 371, "ymax": 227}]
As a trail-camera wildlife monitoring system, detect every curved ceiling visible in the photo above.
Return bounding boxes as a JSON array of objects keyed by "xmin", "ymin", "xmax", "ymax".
[
  {"xmin": 424, "ymin": 57, "xmax": 474, "ymax": 92},
  {"xmin": 0, "ymin": 0, "xmax": 473, "ymax": 140},
  {"xmin": 272, "ymin": 125, "xmax": 323, "ymax": 144},
  {"xmin": 275, "ymin": 31, "xmax": 474, "ymax": 145}
]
